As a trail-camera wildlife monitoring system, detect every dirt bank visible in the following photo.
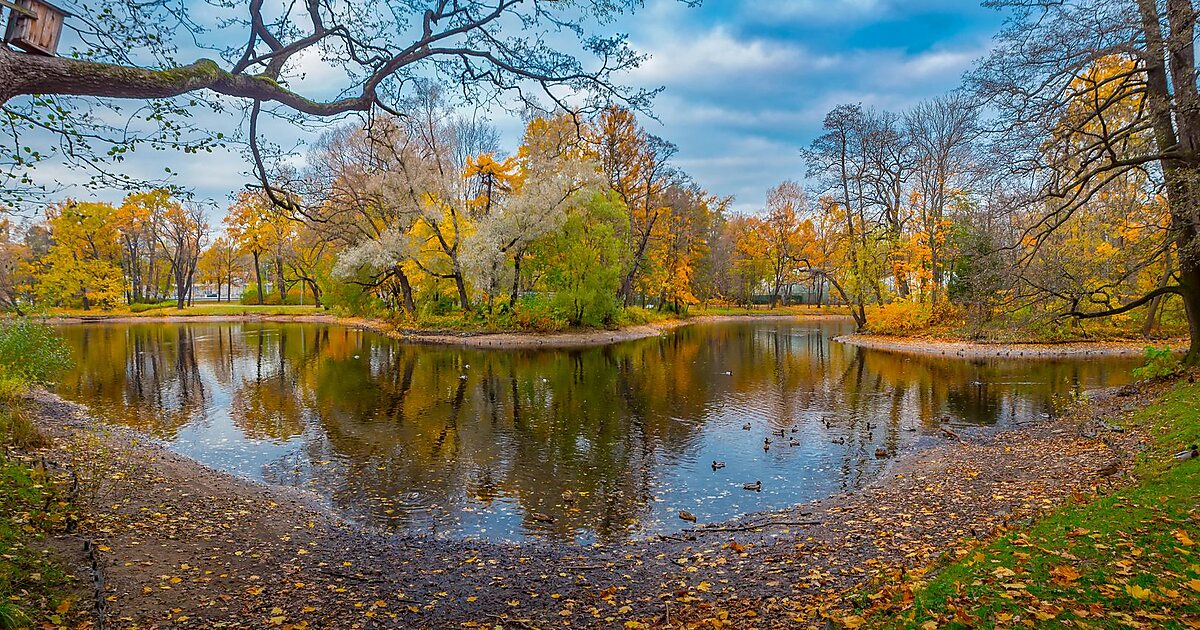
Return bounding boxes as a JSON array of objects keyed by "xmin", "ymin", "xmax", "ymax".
[
  {"xmin": 837, "ymin": 332, "xmax": 1189, "ymax": 359},
  {"xmin": 24, "ymin": 374, "xmax": 1157, "ymax": 628},
  {"xmin": 50, "ymin": 312, "xmax": 851, "ymax": 349}
]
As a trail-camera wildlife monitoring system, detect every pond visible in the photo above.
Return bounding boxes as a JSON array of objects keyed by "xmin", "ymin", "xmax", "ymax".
[{"xmin": 53, "ymin": 319, "xmax": 1138, "ymax": 543}]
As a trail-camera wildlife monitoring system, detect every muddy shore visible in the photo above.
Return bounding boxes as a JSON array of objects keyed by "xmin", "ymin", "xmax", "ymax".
[
  {"xmin": 836, "ymin": 332, "xmax": 1189, "ymax": 359},
  {"xmin": 27, "ymin": 373, "xmax": 1154, "ymax": 628}
]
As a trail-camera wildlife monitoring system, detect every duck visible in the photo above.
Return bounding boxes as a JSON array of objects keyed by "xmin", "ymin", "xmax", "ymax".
[
  {"xmin": 561, "ymin": 490, "xmax": 575, "ymax": 503},
  {"xmin": 742, "ymin": 480, "xmax": 762, "ymax": 492},
  {"xmin": 772, "ymin": 428, "xmax": 786, "ymax": 437},
  {"xmin": 742, "ymin": 423, "xmax": 752, "ymax": 431},
  {"xmin": 789, "ymin": 439, "xmax": 801, "ymax": 447},
  {"xmin": 678, "ymin": 510, "xmax": 698, "ymax": 522},
  {"xmin": 831, "ymin": 437, "xmax": 846, "ymax": 445},
  {"xmin": 763, "ymin": 438, "xmax": 771, "ymax": 451},
  {"xmin": 1174, "ymin": 445, "xmax": 1199, "ymax": 461},
  {"xmin": 791, "ymin": 427, "xmax": 799, "ymax": 434},
  {"xmin": 711, "ymin": 461, "xmax": 726, "ymax": 471}
]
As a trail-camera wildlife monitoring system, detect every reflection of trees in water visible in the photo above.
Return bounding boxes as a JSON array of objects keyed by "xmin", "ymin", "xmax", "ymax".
[
  {"xmin": 56, "ymin": 321, "xmax": 1139, "ymax": 541},
  {"xmin": 61, "ymin": 324, "xmax": 209, "ymax": 437}
]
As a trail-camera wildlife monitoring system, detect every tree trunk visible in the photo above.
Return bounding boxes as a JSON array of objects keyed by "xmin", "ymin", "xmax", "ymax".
[
  {"xmin": 396, "ymin": 266, "xmax": 416, "ymax": 315},
  {"xmin": 617, "ymin": 212, "xmax": 659, "ymax": 306},
  {"xmin": 275, "ymin": 257, "xmax": 286, "ymax": 304},
  {"xmin": 510, "ymin": 251, "xmax": 522, "ymax": 306},
  {"xmin": 454, "ymin": 273, "xmax": 471, "ymax": 312},
  {"xmin": 253, "ymin": 251, "xmax": 264, "ymax": 305},
  {"xmin": 308, "ymin": 279, "xmax": 322, "ymax": 308},
  {"xmin": 1181, "ymin": 256, "xmax": 1200, "ymax": 366}
]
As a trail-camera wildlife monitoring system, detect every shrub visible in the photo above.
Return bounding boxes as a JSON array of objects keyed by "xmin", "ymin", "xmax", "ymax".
[
  {"xmin": 1131, "ymin": 346, "xmax": 1182, "ymax": 380},
  {"xmin": 129, "ymin": 300, "xmax": 175, "ymax": 313},
  {"xmin": 0, "ymin": 321, "xmax": 72, "ymax": 385},
  {"xmin": 868, "ymin": 301, "xmax": 935, "ymax": 335}
]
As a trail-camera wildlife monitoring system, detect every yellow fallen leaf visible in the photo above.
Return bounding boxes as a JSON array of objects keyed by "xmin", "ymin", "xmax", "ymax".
[
  {"xmin": 1126, "ymin": 584, "xmax": 1152, "ymax": 600},
  {"xmin": 843, "ymin": 615, "xmax": 866, "ymax": 629},
  {"xmin": 1175, "ymin": 530, "xmax": 1196, "ymax": 546}
]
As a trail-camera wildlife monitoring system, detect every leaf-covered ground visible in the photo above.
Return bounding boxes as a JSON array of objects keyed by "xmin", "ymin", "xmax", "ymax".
[
  {"xmin": 851, "ymin": 373, "xmax": 1200, "ymax": 629},
  {"xmin": 18, "ymin": 372, "xmax": 1195, "ymax": 629}
]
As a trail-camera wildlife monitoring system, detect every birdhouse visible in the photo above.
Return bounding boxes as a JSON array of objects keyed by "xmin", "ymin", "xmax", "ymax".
[{"xmin": 2, "ymin": 0, "xmax": 70, "ymax": 57}]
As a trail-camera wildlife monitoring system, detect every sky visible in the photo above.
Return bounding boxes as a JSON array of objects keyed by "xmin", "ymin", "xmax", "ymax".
[{"xmin": 33, "ymin": 0, "xmax": 1008, "ymax": 217}]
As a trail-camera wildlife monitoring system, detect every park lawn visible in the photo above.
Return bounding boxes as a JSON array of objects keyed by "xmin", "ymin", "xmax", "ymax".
[
  {"xmin": 856, "ymin": 375, "xmax": 1200, "ymax": 629},
  {"xmin": 48, "ymin": 303, "xmax": 326, "ymax": 318},
  {"xmin": 697, "ymin": 304, "xmax": 849, "ymax": 317}
]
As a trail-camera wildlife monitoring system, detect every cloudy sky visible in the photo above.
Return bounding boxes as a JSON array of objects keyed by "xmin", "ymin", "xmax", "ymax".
[
  {"xmin": 36, "ymin": 0, "xmax": 1007, "ymax": 216},
  {"xmin": 620, "ymin": 0, "xmax": 1004, "ymax": 211}
]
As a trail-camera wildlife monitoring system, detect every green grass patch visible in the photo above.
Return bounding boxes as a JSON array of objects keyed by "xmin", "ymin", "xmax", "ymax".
[
  {"xmin": 0, "ymin": 453, "xmax": 78, "ymax": 629},
  {"xmin": 861, "ymin": 377, "xmax": 1200, "ymax": 628}
]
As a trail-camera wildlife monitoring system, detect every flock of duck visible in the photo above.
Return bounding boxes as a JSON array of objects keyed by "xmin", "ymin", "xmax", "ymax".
[{"xmin": 682, "ymin": 417, "xmax": 896, "ymax": 523}]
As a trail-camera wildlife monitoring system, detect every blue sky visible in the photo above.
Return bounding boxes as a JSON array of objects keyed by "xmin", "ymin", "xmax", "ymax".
[{"xmin": 42, "ymin": 0, "xmax": 1007, "ymax": 217}]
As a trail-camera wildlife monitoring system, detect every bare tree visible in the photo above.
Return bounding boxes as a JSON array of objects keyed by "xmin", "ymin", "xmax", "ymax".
[
  {"xmin": 0, "ymin": 0, "xmax": 694, "ymax": 208},
  {"xmin": 905, "ymin": 94, "xmax": 977, "ymax": 303}
]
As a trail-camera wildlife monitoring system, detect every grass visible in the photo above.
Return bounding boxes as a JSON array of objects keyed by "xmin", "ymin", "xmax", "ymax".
[
  {"xmin": 696, "ymin": 304, "xmax": 848, "ymax": 318},
  {"xmin": 0, "ymin": 453, "xmax": 77, "ymax": 630},
  {"xmin": 48, "ymin": 303, "xmax": 326, "ymax": 318},
  {"xmin": 0, "ymin": 322, "xmax": 84, "ymax": 629},
  {"xmin": 858, "ymin": 373, "xmax": 1200, "ymax": 628}
]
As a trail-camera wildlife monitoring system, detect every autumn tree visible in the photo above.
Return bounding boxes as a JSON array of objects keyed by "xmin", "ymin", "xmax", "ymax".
[
  {"xmin": 198, "ymin": 237, "xmax": 242, "ymax": 302},
  {"xmin": 591, "ymin": 106, "xmax": 678, "ymax": 305},
  {"xmin": 975, "ymin": 0, "xmax": 1200, "ymax": 363},
  {"xmin": 758, "ymin": 181, "xmax": 815, "ymax": 308},
  {"xmin": 37, "ymin": 201, "xmax": 125, "ymax": 310},
  {"xmin": 157, "ymin": 203, "xmax": 208, "ymax": 308},
  {"xmin": 226, "ymin": 191, "xmax": 292, "ymax": 305}
]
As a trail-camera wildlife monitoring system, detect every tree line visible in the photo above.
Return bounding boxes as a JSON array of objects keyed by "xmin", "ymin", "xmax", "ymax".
[{"xmin": 0, "ymin": 0, "xmax": 1197, "ymax": 362}]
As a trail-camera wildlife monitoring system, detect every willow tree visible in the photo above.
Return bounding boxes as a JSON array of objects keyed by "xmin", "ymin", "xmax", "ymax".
[
  {"xmin": 976, "ymin": 0, "xmax": 1200, "ymax": 364},
  {"xmin": 0, "ymin": 0, "xmax": 690, "ymax": 208}
]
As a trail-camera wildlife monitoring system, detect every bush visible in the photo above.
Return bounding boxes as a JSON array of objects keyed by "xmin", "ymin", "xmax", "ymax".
[
  {"xmin": 868, "ymin": 301, "xmax": 936, "ymax": 335},
  {"xmin": 0, "ymin": 321, "xmax": 72, "ymax": 385},
  {"xmin": 129, "ymin": 300, "xmax": 175, "ymax": 313},
  {"xmin": 1132, "ymin": 346, "xmax": 1182, "ymax": 380},
  {"xmin": 239, "ymin": 286, "xmax": 314, "ymax": 305},
  {"xmin": 513, "ymin": 296, "xmax": 568, "ymax": 332}
]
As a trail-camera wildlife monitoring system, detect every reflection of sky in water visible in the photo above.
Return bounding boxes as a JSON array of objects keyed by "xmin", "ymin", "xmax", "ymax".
[{"xmin": 55, "ymin": 320, "xmax": 1141, "ymax": 544}]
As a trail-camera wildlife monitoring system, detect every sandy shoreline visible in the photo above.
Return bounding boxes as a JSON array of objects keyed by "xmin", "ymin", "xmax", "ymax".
[
  {"xmin": 49, "ymin": 311, "xmax": 853, "ymax": 349},
  {"xmin": 837, "ymin": 332, "xmax": 1189, "ymax": 359}
]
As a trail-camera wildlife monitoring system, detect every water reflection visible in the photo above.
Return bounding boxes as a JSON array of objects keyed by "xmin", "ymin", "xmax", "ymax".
[{"xmin": 55, "ymin": 320, "xmax": 1138, "ymax": 543}]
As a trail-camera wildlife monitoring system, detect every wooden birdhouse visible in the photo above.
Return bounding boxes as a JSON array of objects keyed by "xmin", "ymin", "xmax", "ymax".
[{"xmin": 3, "ymin": 0, "xmax": 70, "ymax": 57}]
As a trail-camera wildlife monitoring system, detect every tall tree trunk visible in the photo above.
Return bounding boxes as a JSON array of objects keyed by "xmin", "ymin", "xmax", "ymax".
[
  {"xmin": 1143, "ymin": 253, "xmax": 1175, "ymax": 338},
  {"xmin": 617, "ymin": 212, "xmax": 658, "ymax": 306},
  {"xmin": 1181, "ymin": 256, "xmax": 1200, "ymax": 365},
  {"xmin": 395, "ymin": 266, "xmax": 416, "ymax": 315},
  {"xmin": 454, "ymin": 272, "xmax": 471, "ymax": 312},
  {"xmin": 253, "ymin": 250, "xmax": 264, "ymax": 305},
  {"xmin": 510, "ymin": 251, "xmax": 522, "ymax": 306},
  {"xmin": 275, "ymin": 257, "xmax": 286, "ymax": 304}
]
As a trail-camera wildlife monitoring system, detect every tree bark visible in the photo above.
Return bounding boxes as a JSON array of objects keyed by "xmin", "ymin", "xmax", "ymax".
[
  {"xmin": 253, "ymin": 251, "xmax": 264, "ymax": 305},
  {"xmin": 0, "ymin": 47, "xmax": 374, "ymax": 114}
]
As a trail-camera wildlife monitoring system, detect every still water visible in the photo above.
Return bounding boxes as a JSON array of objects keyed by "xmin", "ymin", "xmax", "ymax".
[{"xmin": 54, "ymin": 319, "xmax": 1137, "ymax": 543}]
